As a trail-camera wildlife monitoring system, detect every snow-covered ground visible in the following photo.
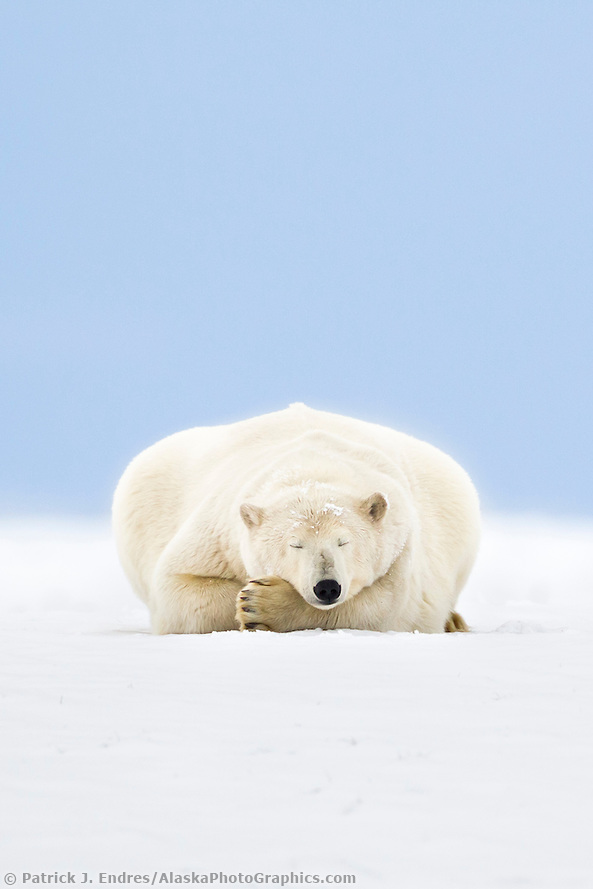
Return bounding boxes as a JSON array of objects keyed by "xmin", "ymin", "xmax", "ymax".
[{"xmin": 1, "ymin": 516, "xmax": 592, "ymax": 888}]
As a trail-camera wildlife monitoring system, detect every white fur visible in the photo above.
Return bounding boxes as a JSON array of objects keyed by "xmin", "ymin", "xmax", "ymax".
[{"xmin": 112, "ymin": 404, "xmax": 481, "ymax": 634}]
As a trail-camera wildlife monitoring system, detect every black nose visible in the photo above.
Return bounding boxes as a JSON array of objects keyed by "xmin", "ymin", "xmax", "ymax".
[{"xmin": 313, "ymin": 579, "xmax": 341, "ymax": 605}]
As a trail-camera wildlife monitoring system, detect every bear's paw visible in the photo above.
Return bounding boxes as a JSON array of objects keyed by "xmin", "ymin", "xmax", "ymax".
[
  {"xmin": 444, "ymin": 611, "xmax": 470, "ymax": 633},
  {"xmin": 236, "ymin": 577, "xmax": 298, "ymax": 632}
]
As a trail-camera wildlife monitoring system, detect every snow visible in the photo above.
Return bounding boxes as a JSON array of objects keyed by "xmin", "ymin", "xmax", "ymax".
[
  {"xmin": 1, "ymin": 515, "xmax": 592, "ymax": 887},
  {"xmin": 321, "ymin": 504, "xmax": 344, "ymax": 516}
]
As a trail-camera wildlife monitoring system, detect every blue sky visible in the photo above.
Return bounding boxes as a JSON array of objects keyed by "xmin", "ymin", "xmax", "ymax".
[{"xmin": 2, "ymin": 2, "xmax": 592, "ymax": 515}]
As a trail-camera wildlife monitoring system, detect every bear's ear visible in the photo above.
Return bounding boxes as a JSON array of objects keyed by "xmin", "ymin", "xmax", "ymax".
[
  {"xmin": 240, "ymin": 503, "xmax": 265, "ymax": 529},
  {"xmin": 360, "ymin": 492, "xmax": 389, "ymax": 524}
]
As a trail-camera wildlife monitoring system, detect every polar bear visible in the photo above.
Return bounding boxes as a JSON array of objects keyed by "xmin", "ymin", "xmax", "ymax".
[{"xmin": 112, "ymin": 403, "xmax": 480, "ymax": 634}]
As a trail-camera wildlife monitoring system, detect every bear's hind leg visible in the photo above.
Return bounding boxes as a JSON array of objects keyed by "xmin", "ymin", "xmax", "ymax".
[{"xmin": 444, "ymin": 611, "xmax": 470, "ymax": 632}]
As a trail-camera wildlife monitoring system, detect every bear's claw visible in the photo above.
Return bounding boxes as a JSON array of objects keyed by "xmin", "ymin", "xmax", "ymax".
[{"xmin": 237, "ymin": 580, "xmax": 270, "ymax": 630}]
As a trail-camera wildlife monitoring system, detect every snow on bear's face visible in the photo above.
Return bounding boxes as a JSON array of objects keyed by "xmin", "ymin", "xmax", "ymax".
[{"xmin": 239, "ymin": 486, "xmax": 407, "ymax": 609}]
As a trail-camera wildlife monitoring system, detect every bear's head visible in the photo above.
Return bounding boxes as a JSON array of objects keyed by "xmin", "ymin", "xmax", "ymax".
[{"xmin": 239, "ymin": 483, "xmax": 409, "ymax": 609}]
